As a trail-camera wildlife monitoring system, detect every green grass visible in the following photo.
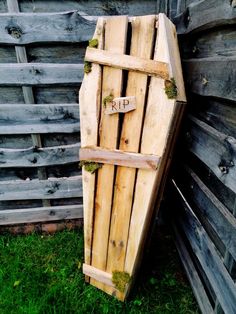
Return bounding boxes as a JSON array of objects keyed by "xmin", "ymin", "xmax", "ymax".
[{"xmin": 0, "ymin": 227, "xmax": 199, "ymax": 314}]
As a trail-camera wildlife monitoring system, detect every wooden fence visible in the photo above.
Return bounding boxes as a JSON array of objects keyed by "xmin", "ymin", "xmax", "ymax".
[{"xmin": 167, "ymin": 1, "xmax": 236, "ymax": 313}]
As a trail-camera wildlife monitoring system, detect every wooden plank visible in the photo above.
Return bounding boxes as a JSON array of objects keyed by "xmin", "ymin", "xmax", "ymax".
[
  {"xmin": 90, "ymin": 16, "xmax": 128, "ymax": 292},
  {"xmin": 0, "ymin": 176, "xmax": 82, "ymax": 201},
  {"xmin": 0, "ymin": 143, "xmax": 80, "ymax": 168},
  {"xmin": 0, "ymin": 11, "xmax": 96, "ymax": 44},
  {"xmin": 172, "ymin": 180, "xmax": 236, "ymax": 314},
  {"xmin": 79, "ymin": 17, "xmax": 105, "ymax": 278},
  {"xmin": 0, "ymin": 204, "xmax": 83, "ymax": 225},
  {"xmin": 80, "ymin": 146, "xmax": 160, "ymax": 170},
  {"xmin": 0, "ymin": 104, "xmax": 80, "ymax": 134},
  {"xmin": 85, "ymin": 47, "xmax": 169, "ymax": 79},
  {"xmin": 0, "ymin": 87, "xmax": 24, "ymax": 104},
  {"xmin": 124, "ymin": 13, "xmax": 186, "ymax": 284},
  {"xmin": 105, "ymin": 15, "xmax": 156, "ymax": 299},
  {"xmin": 35, "ymin": 86, "xmax": 80, "ymax": 104},
  {"xmin": 174, "ymin": 0, "xmax": 236, "ymax": 34},
  {"xmin": 183, "ymin": 57, "xmax": 236, "ymax": 101},
  {"xmin": 0, "ymin": 63, "xmax": 84, "ymax": 85},
  {"xmin": 181, "ymin": 166, "xmax": 236, "ymax": 261},
  {"xmin": 104, "ymin": 96, "xmax": 136, "ymax": 115},
  {"xmin": 83, "ymin": 264, "xmax": 114, "ymax": 288},
  {"xmin": 172, "ymin": 223, "xmax": 214, "ymax": 314},
  {"xmin": 187, "ymin": 115, "xmax": 236, "ymax": 194}
]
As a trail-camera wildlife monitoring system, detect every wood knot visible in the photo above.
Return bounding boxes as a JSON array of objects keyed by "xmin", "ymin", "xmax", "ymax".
[{"xmin": 7, "ymin": 26, "xmax": 22, "ymax": 39}]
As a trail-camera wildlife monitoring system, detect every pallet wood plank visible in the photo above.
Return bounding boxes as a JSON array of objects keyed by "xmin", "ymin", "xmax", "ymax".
[
  {"xmin": 0, "ymin": 143, "xmax": 80, "ymax": 168},
  {"xmin": 0, "ymin": 63, "xmax": 84, "ymax": 85},
  {"xmin": 0, "ymin": 176, "xmax": 82, "ymax": 201},
  {"xmin": 79, "ymin": 17, "xmax": 105, "ymax": 277},
  {"xmin": 79, "ymin": 146, "xmax": 160, "ymax": 170},
  {"xmin": 125, "ymin": 14, "xmax": 186, "ymax": 282},
  {"xmin": 90, "ymin": 16, "xmax": 128, "ymax": 292},
  {"xmin": 105, "ymin": 15, "xmax": 156, "ymax": 299},
  {"xmin": 83, "ymin": 264, "xmax": 115, "ymax": 288},
  {"xmin": 0, "ymin": 104, "xmax": 80, "ymax": 134},
  {"xmin": 0, "ymin": 204, "xmax": 83, "ymax": 225},
  {"xmin": 85, "ymin": 47, "xmax": 169, "ymax": 79},
  {"xmin": 0, "ymin": 11, "xmax": 96, "ymax": 44}
]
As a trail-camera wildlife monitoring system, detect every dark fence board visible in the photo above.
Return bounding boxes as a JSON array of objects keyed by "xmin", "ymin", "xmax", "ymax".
[
  {"xmin": 0, "ymin": 176, "xmax": 82, "ymax": 201},
  {"xmin": 0, "ymin": 204, "xmax": 83, "ymax": 225},
  {"xmin": 0, "ymin": 63, "xmax": 83, "ymax": 85},
  {"xmin": 0, "ymin": 143, "xmax": 80, "ymax": 168},
  {"xmin": 0, "ymin": 104, "xmax": 80, "ymax": 134},
  {"xmin": 174, "ymin": 0, "xmax": 236, "ymax": 35}
]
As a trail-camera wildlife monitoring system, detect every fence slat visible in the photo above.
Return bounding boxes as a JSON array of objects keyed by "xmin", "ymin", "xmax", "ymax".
[
  {"xmin": 0, "ymin": 204, "xmax": 83, "ymax": 225},
  {"xmin": 0, "ymin": 176, "xmax": 82, "ymax": 201},
  {"xmin": 0, "ymin": 63, "xmax": 84, "ymax": 85}
]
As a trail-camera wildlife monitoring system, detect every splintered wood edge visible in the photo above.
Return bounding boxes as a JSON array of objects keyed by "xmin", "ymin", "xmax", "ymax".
[
  {"xmin": 85, "ymin": 47, "xmax": 169, "ymax": 79},
  {"xmin": 83, "ymin": 264, "xmax": 115, "ymax": 288},
  {"xmin": 80, "ymin": 146, "xmax": 161, "ymax": 170}
]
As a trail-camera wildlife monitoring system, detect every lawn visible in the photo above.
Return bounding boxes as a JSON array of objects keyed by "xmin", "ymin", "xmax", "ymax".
[{"xmin": 0, "ymin": 227, "xmax": 199, "ymax": 314}]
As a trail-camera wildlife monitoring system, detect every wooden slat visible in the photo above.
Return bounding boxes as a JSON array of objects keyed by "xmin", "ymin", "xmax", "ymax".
[
  {"xmin": 85, "ymin": 47, "xmax": 169, "ymax": 79},
  {"xmin": 0, "ymin": 143, "xmax": 80, "ymax": 168},
  {"xmin": 0, "ymin": 11, "xmax": 96, "ymax": 44},
  {"xmin": 105, "ymin": 16, "xmax": 156, "ymax": 299},
  {"xmin": 80, "ymin": 146, "xmax": 160, "ymax": 170},
  {"xmin": 79, "ymin": 17, "xmax": 104, "ymax": 279},
  {"xmin": 172, "ymin": 223, "xmax": 214, "ymax": 314},
  {"xmin": 90, "ymin": 16, "xmax": 128, "ymax": 292},
  {"xmin": 83, "ymin": 264, "xmax": 114, "ymax": 288},
  {"xmin": 125, "ymin": 13, "xmax": 186, "ymax": 282},
  {"xmin": 0, "ymin": 63, "xmax": 84, "ymax": 85},
  {"xmin": 0, "ymin": 104, "xmax": 80, "ymax": 134},
  {"xmin": 173, "ymin": 180, "xmax": 236, "ymax": 314},
  {"xmin": 174, "ymin": 0, "xmax": 236, "ymax": 35},
  {"xmin": 187, "ymin": 115, "xmax": 236, "ymax": 194},
  {"xmin": 0, "ymin": 176, "xmax": 82, "ymax": 201},
  {"xmin": 183, "ymin": 57, "xmax": 236, "ymax": 101},
  {"xmin": 0, "ymin": 204, "xmax": 83, "ymax": 225}
]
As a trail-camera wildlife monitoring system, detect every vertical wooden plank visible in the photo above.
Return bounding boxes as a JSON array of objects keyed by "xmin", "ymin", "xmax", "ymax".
[
  {"xmin": 105, "ymin": 15, "xmax": 156, "ymax": 299},
  {"xmin": 90, "ymin": 16, "xmax": 128, "ymax": 291},
  {"xmin": 6, "ymin": 0, "xmax": 50, "ymax": 207},
  {"xmin": 79, "ymin": 18, "xmax": 105, "ymax": 279},
  {"xmin": 125, "ymin": 13, "xmax": 186, "ymax": 283}
]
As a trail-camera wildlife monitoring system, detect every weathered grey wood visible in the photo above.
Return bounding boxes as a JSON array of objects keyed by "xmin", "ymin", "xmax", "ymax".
[
  {"xmin": 0, "ymin": 104, "xmax": 80, "ymax": 134},
  {"xmin": 181, "ymin": 166, "xmax": 236, "ymax": 261},
  {"xmin": 0, "ymin": 46, "xmax": 16, "ymax": 62},
  {"xmin": 0, "ymin": 204, "xmax": 83, "ymax": 225},
  {"xmin": 183, "ymin": 57, "xmax": 236, "ymax": 101},
  {"xmin": 0, "ymin": 11, "xmax": 96, "ymax": 45},
  {"xmin": 187, "ymin": 115, "xmax": 236, "ymax": 194},
  {"xmin": 0, "ymin": 87, "xmax": 24, "ymax": 103},
  {"xmin": 35, "ymin": 86, "xmax": 80, "ymax": 104},
  {"xmin": 172, "ymin": 179, "xmax": 236, "ymax": 314},
  {"xmin": 173, "ymin": 223, "xmax": 214, "ymax": 314},
  {"xmin": 0, "ymin": 143, "xmax": 80, "ymax": 168},
  {"xmin": 0, "ymin": 176, "xmax": 82, "ymax": 201},
  {"xmin": 0, "ymin": 135, "xmax": 32, "ymax": 148},
  {"xmin": 0, "ymin": 63, "xmax": 84, "ymax": 85},
  {"xmin": 174, "ymin": 0, "xmax": 236, "ymax": 34}
]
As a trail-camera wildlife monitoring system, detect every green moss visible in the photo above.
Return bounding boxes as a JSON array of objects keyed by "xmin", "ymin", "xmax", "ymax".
[
  {"xmin": 84, "ymin": 61, "xmax": 92, "ymax": 74},
  {"xmin": 79, "ymin": 161, "xmax": 102, "ymax": 174},
  {"xmin": 164, "ymin": 77, "xmax": 178, "ymax": 99},
  {"xmin": 89, "ymin": 38, "xmax": 99, "ymax": 48},
  {"xmin": 103, "ymin": 94, "xmax": 114, "ymax": 107},
  {"xmin": 112, "ymin": 271, "xmax": 131, "ymax": 293}
]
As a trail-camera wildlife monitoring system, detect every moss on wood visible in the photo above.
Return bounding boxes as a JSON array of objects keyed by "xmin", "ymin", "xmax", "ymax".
[
  {"xmin": 103, "ymin": 94, "xmax": 114, "ymax": 107},
  {"xmin": 164, "ymin": 78, "xmax": 178, "ymax": 99},
  {"xmin": 79, "ymin": 160, "xmax": 102, "ymax": 174},
  {"xmin": 112, "ymin": 271, "xmax": 131, "ymax": 292}
]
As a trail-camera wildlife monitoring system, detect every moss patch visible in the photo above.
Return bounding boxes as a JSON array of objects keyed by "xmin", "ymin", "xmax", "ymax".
[
  {"xmin": 164, "ymin": 78, "xmax": 178, "ymax": 99},
  {"xmin": 112, "ymin": 271, "xmax": 131, "ymax": 293},
  {"xmin": 84, "ymin": 61, "xmax": 92, "ymax": 74},
  {"xmin": 79, "ymin": 161, "xmax": 102, "ymax": 174},
  {"xmin": 103, "ymin": 94, "xmax": 114, "ymax": 107},
  {"xmin": 89, "ymin": 38, "xmax": 99, "ymax": 48}
]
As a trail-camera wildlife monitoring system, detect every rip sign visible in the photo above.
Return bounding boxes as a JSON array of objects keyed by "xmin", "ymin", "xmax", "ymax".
[{"xmin": 104, "ymin": 96, "xmax": 136, "ymax": 115}]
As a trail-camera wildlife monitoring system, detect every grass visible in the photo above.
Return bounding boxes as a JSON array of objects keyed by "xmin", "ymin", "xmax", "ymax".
[{"xmin": 0, "ymin": 227, "xmax": 199, "ymax": 314}]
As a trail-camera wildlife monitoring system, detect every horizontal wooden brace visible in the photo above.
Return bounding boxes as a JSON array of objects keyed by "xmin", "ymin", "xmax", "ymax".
[
  {"xmin": 79, "ymin": 146, "xmax": 161, "ymax": 170},
  {"xmin": 85, "ymin": 47, "xmax": 169, "ymax": 79},
  {"xmin": 83, "ymin": 264, "xmax": 115, "ymax": 288}
]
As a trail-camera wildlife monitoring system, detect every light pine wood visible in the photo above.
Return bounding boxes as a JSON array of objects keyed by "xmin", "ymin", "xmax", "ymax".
[
  {"xmin": 79, "ymin": 146, "xmax": 160, "ymax": 170},
  {"xmin": 104, "ymin": 96, "xmax": 136, "ymax": 115},
  {"xmin": 83, "ymin": 264, "xmax": 115, "ymax": 288},
  {"xmin": 90, "ymin": 16, "xmax": 128, "ymax": 291},
  {"xmin": 124, "ymin": 14, "xmax": 186, "ymax": 285},
  {"xmin": 105, "ymin": 15, "xmax": 156, "ymax": 299},
  {"xmin": 85, "ymin": 47, "xmax": 169, "ymax": 79},
  {"xmin": 79, "ymin": 18, "xmax": 105, "ymax": 277}
]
